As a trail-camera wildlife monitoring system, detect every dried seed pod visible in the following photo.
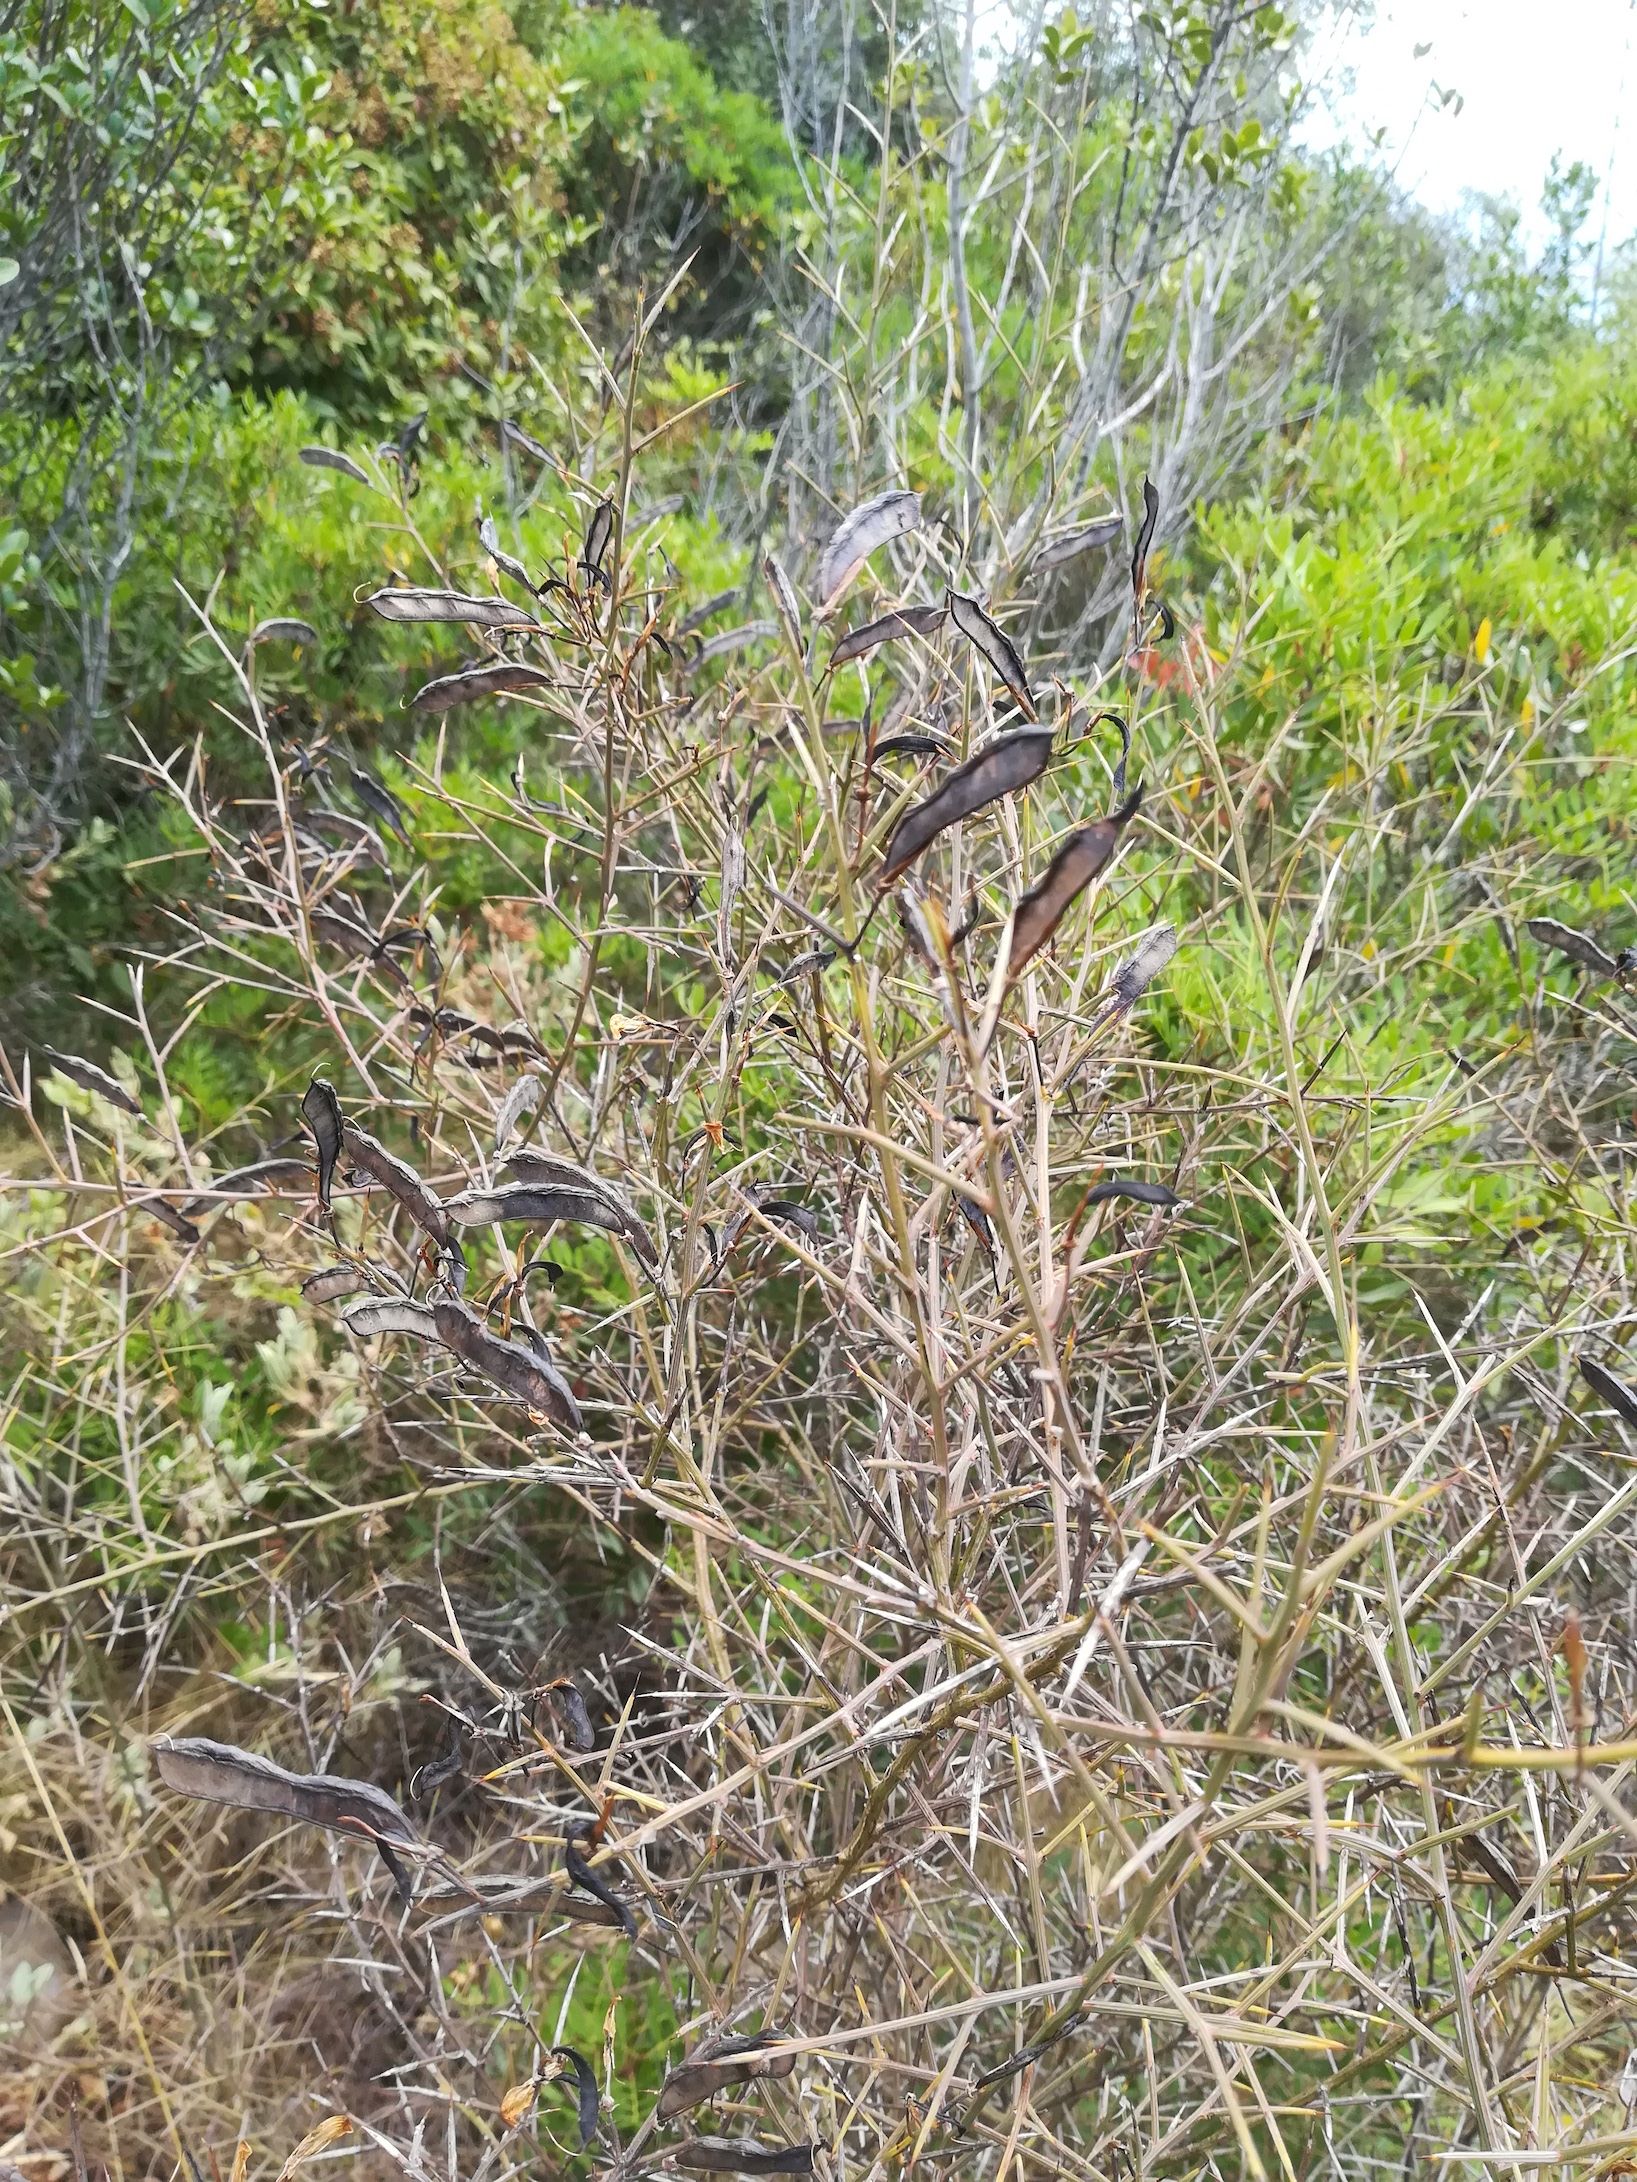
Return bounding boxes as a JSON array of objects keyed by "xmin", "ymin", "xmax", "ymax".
[
  {"xmin": 431, "ymin": 1296, "xmax": 581, "ymax": 1428},
  {"xmin": 247, "ymin": 617, "xmax": 319, "ymax": 649},
  {"xmin": 301, "ymin": 1265, "xmax": 363, "ymax": 1305},
  {"xmin": 828, "ymin": 603, "xmax": 947, "ymax": 672},
  {"xmin": 1083, "ymin": 1177, "xmax": 1181, "ymax": 1209},
  {"xmin": 871, "ymin": 733, "xmax": 951, "ymax": 763},
  {"xmin": 365, "ymin": 586, "xmax": 538, "ymax": 631},
  {"xmin": 657, "ymin": 2032, "xmax": 798, "ymax": 2120},
  {"xmin": 1034, "ymin": 513, "xmax": 1123, "ymax": 572},
  {"xmin": 442, "ymin": 1182, "xmax": 656, "ymax": 1272},
  {"xmin": 141, "ymin": 1197, "xmax": 202, "ymax": 1244},
  {"xmin": 182, "ymin": 1157, "xmax": 311, "ymax": 1215},
  {"xmin": 776, "ymin": 949, "xmax": 835, "ymax": 986},
  {"xmin": 476, "ymin": 512, "xmax": 534, "ymax": 593},
  {"xmin": 817, "ymin": 488, "xmax": 923, "ymax": 607},
  {"xmin": 505, "ymin": 1151, "xmax": 659, "ymax": 1269},
  {"xmin": 947, "ymin": 589, "xmax": 1035, "ymax": 719},
  {"xmin": 411, "ymin": 1718, "xmax": 465, "ymax": 1800},
  {"xmin": 722, "ymin": 1192, "xmax": 821, "ymax": 1258},
  {"xmin": 500, "ymin": 419, "xmax": 552, "ymax": 464},
  {"xmin": 1131, "ymin": 476, "xmax": 1160, "ymax": 601},
  {"xmin": 341, "ymin": 1122, "xmax": 450, "ymax": 1246},
  {"xmin": 150, "ymin": 1736, "xmax": 418, "ymax": 1899},
  {"xmin": 410, "ymin": 660, "xmax": 555, "ymax": 711},
  {"xmin": 550, "ymin": 2046, "xmax": 600, "ymax": 2149},
  {"xmin": 300, "ymin": 446, "xmax": 372, "ymax": 485},
  {"xmin": 1005, "ymin": 788, "xmax": 1143, "ymax": 981},
  {"xmin": 40, "ymin": 1047, "xmax": 141, "ymax": 1115},
  {"xmin": 1108, "ymin": 924, "xmax": 1178, "ymax": 1012},
  {"xmin": 878, "ymin": 727, "xmax": 1055, "ymax": 885},
  {"xmin": 341, "ymin": 1297, "xmax": 441, "ymax": 1341},
  {"xmin": 580, "ymin": 499, "xmax": 615, "ymax": 589},
  {"xmin": 1527, "ymin": 918, "xmax": 1621, "ymax": 980},
  {"xmin": 1579, "ymin": 1355, "xmax": 1637, "ymax": 1429},
  {"xmin": 301, "ymin": 1076, "xmax": 344, "ymax": 1208},
  {"xmin": 565, "ymin": 1825, "xmax": 636, "ymax": 1938},
  {"xmin": 493, "ymin": 1073, "xmax": 542, "ymax": 1154},
  {"xmin": 695, "ymin": 621, "xmax": 777, "ymax": 666},
  {"xmin": 349, "ymin": 766, "xmax": 411, "ymax": 847},
  {"xmin": 544, "ymin": 1678, "xmax": 596, "ymax": 1753},
  {"xmin": 673, "ymin": 2143, "xmax": 816, "ymax": 2177},
  {"xmin": 720, "ymin": 827, "xmax": 745, "ymax": 962},
  {"xmin": 763, "ymin": 553, "xmax": 804, "ymax": 654}
]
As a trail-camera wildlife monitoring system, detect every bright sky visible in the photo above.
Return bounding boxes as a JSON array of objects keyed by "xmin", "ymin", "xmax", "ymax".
[{"xmin": 1310, "ymin": 0, "xmax": 1637, "ymax": 263}]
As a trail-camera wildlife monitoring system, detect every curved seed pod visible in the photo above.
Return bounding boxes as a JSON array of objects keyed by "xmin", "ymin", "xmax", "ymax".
[
  {"xmin": 723, "ymin": 1195, "xmax": 821, "ymax": 1257},
  {"xmin": 493, "ymin": 1073, "xmax": 542, "ymax": 1154},
  {"xmin": 342, "ymin": 1123, "xmax": 450, "ymax": 1246},
  {"xmin": 183, "ymin": 1157, "xmax": 311, "ymax": 1214},
  {"xmin": 658, "ymin": 2033, "xmax": 798, "ymax": 2119},
  {"xmin": 301, "ymin": 808, "xmax": 389, "ymax": 867},
  {"xmin": 302, "ymin": 1076, "xmax": 344, "ymax": 1208},
  {"xmin": 442, "ymin": 1184, "xmax": 652, "ymax": 1271},
  {"xmin": 580, "ymin": 499, "xmax": 615, "ymax": 589},
  {"xmin": 411, "ymin": 1718, "xmax": 465, "ymax": 1800},
  {"xmin": 341, "ymin": 1297, "xmax": 441, "ymax": 1341},
  {"xmin": 476, "ymin": 512, "xmax": 534, "ymax": 594},
  {"xmin": 247, "ymin": 617, "xmax": 319, "ymax": 649},
  {"xmin": 500, "ymin": 419, "xmax": 552, "ymax": 464},
  {"xmin": 543, "ymin": 1677, "xmax": 596, "ymax": 1753},
  {"xmin": 871, "ymin": 732, "xmax": 950, "ymax": 763},
  {"xmin": 1527, "ymin": 917, "xmax": 1621, "ymax": 980},
  {"xmin": 673, "ymin": 2142, "xmax": 816, "ymax": 2177},
  {"xmin": 1035, "ymin": 514, "xmax": 1124, "ymax": 572},
  {"xmin": 565, "ymin": 1825, "xmax": 637, "ymax": 1938},
  {"xmin": 817, "ymin": 488, "xmax": 923, "ymax": 607},
  {"xmin": 828, "ymin": 603, "xmax": 947, "ymax": 672},
  {"xmin": 1132, "ymin": 477, "xmax": 1160, "ymax": 601},
  {"xmin": 366, "ymin": 586, "xmax": 538, "ymax": 631},
  {"xmin": 763, "ymin": 553, "xmax": 803, "ymax": 654},
  {"xmin": 1084, "ymin": 1177, "xmax": 1181, "ymax": 1209},
  {"xmin": 432, "ymin": 1297, "xmax": 581, "ymax": 1428},
  {"xmin": 151, "ymin": 1736, "xmax": 418, "ymax": 1899},
  {"xmin": 506, "ymin": 1152, "xmax": 659, "ymax": 1270},
  {"xmin": 40, "ymin": 1047, "xmax": 141, "ymax": 1115},
  {"xmin": 1005, "ymin": 787, "xmax": 1143, "ymax": 981},
  {"xmin": 350, "ymin": 766, "xmax": 411, "ymax": 847},
  {"xmin": 879, "ymin": 727, "xmax": 1055, "ymax": 885},
  {"xmin": 677, "ymin": 588, "xmax": 742, "ymax": 637},
  {"xmin": 300, "ymin": 446, "xmax": 372, "ymax": 486},
  {"xmin": 776, "ymin": 949, "xmax": 835, "ymax": 986},
  {"xmin": 1108, "ymin": 924, "xmax": 1178, "ymax": 1012},
  {"xmin": 549, "ymin": 2046, "xmax": 600, "ymax": 2149},
  {"xmin": 410, "ymin": 659, "xmax": 555, "ymax": 710},
  {"xmin": 947, "ymin": 589, "xmax": 1035, "ymax": 719},
  {"xmin": 302, "ymin": 1265, "xmax": 363, "ymax": 1305},
  {"xmin": 695, "ymin": 621, "xmax": 777, "ymax": 666},
  {"xmin": 141, "ymin": 1197, "xmax": 202, "ymax": 1243},
  {"xmin": 1580, "ymin": 1356, "xmax": 1637, "ymax": 1429}
]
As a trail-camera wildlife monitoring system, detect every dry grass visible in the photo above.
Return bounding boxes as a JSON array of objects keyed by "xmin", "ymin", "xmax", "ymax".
[{"xmin": 5, "ymin": 403, "xmax": 1637, "ymax": 2182}]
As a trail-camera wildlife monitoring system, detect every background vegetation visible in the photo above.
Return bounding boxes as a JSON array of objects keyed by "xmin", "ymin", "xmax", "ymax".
[{"xmin": 5, "ymin": 4, "xmax": 1637, "ymax": 2180}]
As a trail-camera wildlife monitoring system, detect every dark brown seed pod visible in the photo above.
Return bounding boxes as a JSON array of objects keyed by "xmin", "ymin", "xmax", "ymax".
[
  {"xmin": 657, "ymin": 2032, "xmax": 798, "ymax": 2120},
  {"xmin": 302, "ymin": 1076, "xmax": 344, "ymax": 1208},
  {"xmin": 878, "ymin": 727, "xmax": 1055, "ymax": 886},
  {"xmin": 246, "ymin": 617, "xmax": 319, "ymax": 649},
  {"xmin": 500, "ymin": 418, "xmax": 552, "ymax": 464},
  {"xmin": 302, "ymin": 1265, "xmax": 363, "ymax": 1305},
  {"xmin": 140, "ymin": 1197, "xmax": 202, "ymax": 1244},
  {"xmin": 150, "ymin": 1736, "xmax": 418, "ymax": 1899},
  {"xmin": 182, "ymin": 1157, "xmax": 312, "ymax": 1215},
  {"xmin": 505, "ymin": 1151, "xmax": 659, "ymax": 1269},
  {"xmin": 947, "ymin": 589, "xmax": 1035, "ymax": 719},
  {"xmin": 365, "ymin": 586, "xmax": 538, "ymax": 631},
  {"xmin": 1527, "ymin": 918, "xmax": 1621, "ymax": 980},
  {"xmin": 411, "ymin": 1718, "xmax": 465, "ymax": 1800},
  {"xmin": 565, "ymin": 1825, "xmax": 636, "ymax": 1938},
  {"xmin": 677, "ymin": 588, "xmax": 742, "ymax": 637},
  {"xmin": 493, "ymin": 1073, "xmax": 542, "ymax": 1153},
  {"xmin": 300, "ymin": 446, "xmax": 372, "ymax": 485},
  {"xmin": 580, "ymin": 499, "xmax": 615, "ymax": 589},
  {"xmin": 431, "ymin": 1296, "xmax": 581, "ymax": 1428},
  {"xmin": 817, "ymin": 488, "xmax": 923, "ymax": 607},
  {"xmin": 350, "ymin": 766, "xmax": 411, "ymax": 847},
  {"xmin": 673, "ymin": 2141, "xmax": 816, "ymax": 2177},
  {"xmin": 695, "ymin": 621, "xmax": 778, "ymax": 667},
  {"xmin": 1132, "ymin": 477, "xmax": 1160, "ymax": 601},
  {"xmin": 341, "ymin": 1297, "xmax": 441, "ymax": 1341},
  {"xmin": 550, "ymin": 2045, "xmax": 600, "ymax": 2149},
  {"xmin": 1035, "ymin": 513, "xmax": 1123, "ymax": 572},
  {"xmin": 543, "ymin": 1678, "xmax": 596, "ymax": 1753},
  {"xmin": 40, "ymin": 1047, "xmax": 141, "ymax": 1115},
  {"xmin": 828, "ymin": 603, "xmax": 947, "ymax": 672},
  {"xmin": 871, "ymin": 732, "xmax": 951, "ymax": 763},
  {"xmin": 1083, "ymin": 1177, "xmax": 1182, "ymax": 1209},
  {"xmin": 341, "ymin": 1122, "xmax": 450, "ymax": 1246},
  {"xmin": 722, "ymin": 1193, "xmax": 821, "ymax": 1258},
  {"xmin": 1005, "ymin": 787, "xmax": 1143, "ymax": 981},
  {"xmin": 1579, "ymin": 1356, "xmax": 1637, "ymax": 1429},
  {"xmin": 409, "ymin": 660, "xmax": 555, "ymax": 711},
  {"xmin": 477, "ymin": 512, "xmax": 534, "ymax": 594}
]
